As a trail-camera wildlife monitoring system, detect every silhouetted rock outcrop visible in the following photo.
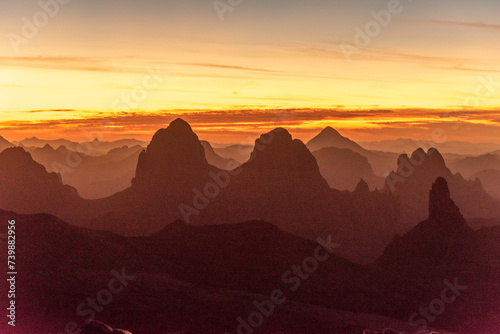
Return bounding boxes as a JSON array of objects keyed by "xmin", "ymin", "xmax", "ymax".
[
  {"xmin": 0, "ymin": 135, "xmax": 14, "ymax": 152},
  {"xmin": 193, "ymin": 128, "xmax": 334, "ymax": 235},
  {"xmin": 132, "ymin": 118, "xmax": 212, "ymax": 190},
  {"xmin": 380, "ymin": 177, "xmax": 476, "ymax": 267},
  {"xmin": 0, "ymin": 147, "xmax": 80, "ymax": 215},
  {"xmin": 377, "ymin": 177, "xmax": 499, "ymax": 333},
  {"xmin": 385, "ymin": 147, "xmax": 499, "ymax": 226},
  {"xmin": 428, "ymin": 177, "xmax": 463, "ymax": 222}
]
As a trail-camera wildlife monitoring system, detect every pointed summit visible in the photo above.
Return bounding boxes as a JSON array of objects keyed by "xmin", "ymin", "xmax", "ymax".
[
  {"xmin": 320, "ymin": 126, "xmax": 341, "ymax": 136},
  {"xmin": 429, "ymin": 177, "xmax": 464, "ymax": 223},
  {"xmin": 0, "ymin": 136, "xmax": 14, "ymax": 152},
  {"xmin": 354, "ymin": 178, "xmax": 370, "ymax": 194},
  {"xmin": 306, "ymin": 126, "xmax": 365, "ymax": 153},
  {"xmin": 379, "ymin": 177, "xmax": 474, "ymax": 267}
]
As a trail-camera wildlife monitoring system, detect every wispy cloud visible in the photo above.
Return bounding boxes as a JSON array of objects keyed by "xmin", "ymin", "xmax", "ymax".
[
  {"xmin": 177, "ymin": 63, "xmax": 287, "ymax": 74},
  {"xmin": 422, "ymin": 19, "xmax": 500, "ymax": 30},
  {"xmin": 0, "ymin": 56, "xmax": 150, "ymax": 74}
]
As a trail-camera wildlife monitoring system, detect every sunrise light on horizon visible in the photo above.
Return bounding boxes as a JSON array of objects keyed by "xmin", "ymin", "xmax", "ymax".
[{"xmin": 1, "ymin": 0, "xmax": 500, "ymax": 143}]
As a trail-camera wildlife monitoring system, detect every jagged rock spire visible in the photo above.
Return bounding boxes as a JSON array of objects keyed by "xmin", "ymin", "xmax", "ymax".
[{"xmin": 428, "ymin": 177, "xmax": 463, "ymax": 223}]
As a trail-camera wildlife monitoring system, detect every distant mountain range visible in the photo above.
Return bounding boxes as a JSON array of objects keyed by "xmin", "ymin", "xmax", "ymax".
[
  {"xmin": 14, "ymin": 137, "xmax": 147, "ymax": 156},
  {"xmin": 470, "ymin": 169, "xmax": 500, "ymax": 200},
  {"xmin": 0, "ymin": 120, "xmax": 498, "ymax": 263},
  {"xmin": 359, "ymin": 138, "xmax": 500, "ymax": 156},
  {"xmin": 26, "ymin": 144, "xmax": 143, "ymax": 199},
  {"xmin": 449, "ymin": 153, "xmax": 500, "ymax": 178},
  {"xmin": 0, "ymin": 135, "xmax": 14, "ymax": 151}
]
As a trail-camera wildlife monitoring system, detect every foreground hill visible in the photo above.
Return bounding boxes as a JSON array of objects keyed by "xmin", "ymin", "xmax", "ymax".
[
  {"xmin": 378, "ymin": 177, "xmax": 500, "ymax": 334},
  {"xmin": 2, "ymin": 194, "xmax": 497, "ymax": 333},
  {"xmin": 0, "ymin": 210, "xmax": 416, "ymax": 334}
]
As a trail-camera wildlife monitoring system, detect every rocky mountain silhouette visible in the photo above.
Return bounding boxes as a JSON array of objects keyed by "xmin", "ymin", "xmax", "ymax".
[
  {"xmin": 377, "ymin": 177, "xmax": 500, "ymax": 333},
  {"xmin": 380, "ymin": 177, "xmax": 476, "ymax": 267},
  {"xmin": 312, "ymin": 147, "xmax": 385, "ymax": 191},
  {"xmin": 307, "ymin": 126, "xmax": 365, "ymax": 153},
  {"xmin": 191, "ymin": 128, "xmax": 336, "ymax": 235},
  {"xmin": 360, "ymin": 138, "xmax": 500, "ymax": 156},
  {"xmin": 0, "ymin": 147, "xmax": 81, "ymax": 215},
  {"xmin": 385, "ymin": 147, "xmax": 500, "ymax": 226},
  {"xmin": 132, "ymin": 118, "xmax": 212, "ymax": 190},
  {"xmin": 0, "ymin": 120, "xmax": 402, "ymax": 262},
  {"xmin": 190, "ymin": 128, "xmax": 400, "ymax": 263},
  {"xmin": 0, "ymin": 135, "xmax": 14, "ymax": 152},
  {"xmin": 306, "ymin": 127, "xmax": 397, "ymax": 176}
]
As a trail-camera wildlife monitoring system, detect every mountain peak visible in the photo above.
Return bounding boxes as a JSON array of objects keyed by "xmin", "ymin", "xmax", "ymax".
[
  {"xmin": 132, "ymin": 119, "xmax": 210, "ymax": 189},
  {"xmin": 306, "ymin": 127, "xmax": 364, "ymax": 153},
  {"xmin": 320, "ymin": 126, "xmax": 342, "ymax": 137},
  {"xmin": 1, "ymin": 147, "xmax": 32, "ymax": 161},
  {"xmin": 238, "ymin": 128, "xmax": 330, "ymax": 192},
  {"xmin": 379, "ymin": 177, "xmax": 475, "ymax": 268},
  {"xmin": 429, "ymin": 177, "xmax": 463, "ymax": 222},
  {"xmin": 354, "ymin": 178, "xmax": 370, "ymax": 194},
  {"xmin": 427, "ymin": 147, "xmax": 446, "ymax": 167},
  {"xmin": 169, "ymin": 117, "xmax": 191, "ymax": 129}
]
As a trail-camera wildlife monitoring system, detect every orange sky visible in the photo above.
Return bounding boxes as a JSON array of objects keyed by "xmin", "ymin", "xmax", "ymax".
[{"xmin": 1, "ymin": 0, "xmax": 499, "ymax": 143}]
